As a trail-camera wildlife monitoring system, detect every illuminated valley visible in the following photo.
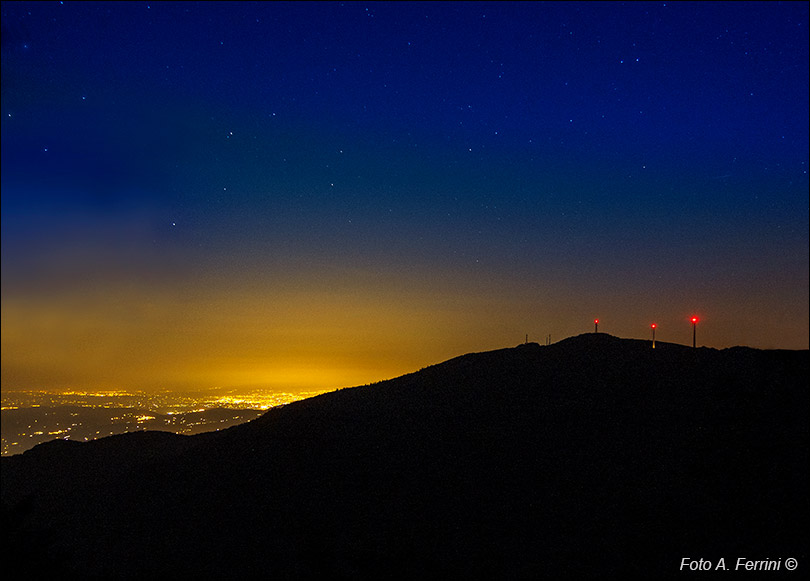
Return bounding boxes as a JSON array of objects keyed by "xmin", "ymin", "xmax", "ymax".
[{"xmin": 1, "ymin": 388, "xmax": 331, "ymax": 456}]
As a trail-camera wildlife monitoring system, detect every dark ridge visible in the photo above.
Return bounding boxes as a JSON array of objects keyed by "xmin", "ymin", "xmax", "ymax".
[{"xmin": 2, "ymin": 334, "xmax": 808, "ymax": 579}]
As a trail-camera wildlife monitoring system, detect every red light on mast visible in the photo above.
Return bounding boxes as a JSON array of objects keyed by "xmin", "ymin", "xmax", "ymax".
[
  {"xmin": 594, "ymin": 319, "xmax": 599, "ymax": 333},
  {"xmin": 651, "ymin": 323, "xmax": 657, "ymax": 329},
  {"xmin": 691, "ymin": 316, "xmax": 698, "ymax": 324}
]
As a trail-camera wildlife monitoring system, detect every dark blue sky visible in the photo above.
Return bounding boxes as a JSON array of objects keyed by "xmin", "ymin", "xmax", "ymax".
[{"xmin": 2, "ymin": 1, "xmax": 808, "ymax": 393}]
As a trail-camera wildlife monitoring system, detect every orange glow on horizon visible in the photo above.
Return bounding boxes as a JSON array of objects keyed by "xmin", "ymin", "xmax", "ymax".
[
  {"xmin": 1, "ymin": 270, "xmax": 533, "ymax": 393},
  {"xmin": 2, "ymin": 265, "xmax": 807, "ymax": 397}
]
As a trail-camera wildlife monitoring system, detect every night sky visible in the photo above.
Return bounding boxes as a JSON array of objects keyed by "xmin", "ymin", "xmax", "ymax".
[{"xmin": 2, "ymin": 1, "xmax": 808, "ymax": 395}]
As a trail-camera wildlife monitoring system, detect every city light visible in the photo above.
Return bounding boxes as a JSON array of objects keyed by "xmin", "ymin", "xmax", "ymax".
[{"xmin": 1, "ymin": 388, "xmax": 334, "ymax": 456}]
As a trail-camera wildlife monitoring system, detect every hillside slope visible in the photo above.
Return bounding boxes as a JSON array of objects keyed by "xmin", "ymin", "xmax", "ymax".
[{"xmin": 2, "ymin": 334, "xmax": 808, "ymax": 579}]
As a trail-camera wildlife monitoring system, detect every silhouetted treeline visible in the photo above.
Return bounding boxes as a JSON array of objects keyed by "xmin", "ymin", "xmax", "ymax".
[{"xmin": 2, "ymin": 334, "xmax": 808, "ymax": 579}]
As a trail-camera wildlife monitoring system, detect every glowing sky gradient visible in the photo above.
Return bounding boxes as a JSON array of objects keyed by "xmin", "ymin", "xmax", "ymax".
[{"xmin": 2, "ymin": 1, "xmax": 808, "ymax": 394}]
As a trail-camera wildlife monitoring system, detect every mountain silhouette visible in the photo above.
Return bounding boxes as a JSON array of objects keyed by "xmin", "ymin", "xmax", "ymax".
[{"xmin": 2, "ymin": 334, "xmax": 808, "ymax": 579}]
